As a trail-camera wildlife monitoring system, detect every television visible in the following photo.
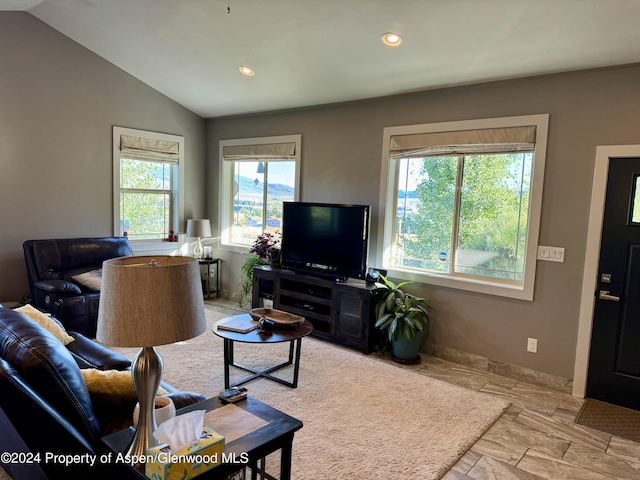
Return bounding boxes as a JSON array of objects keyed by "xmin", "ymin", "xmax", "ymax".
[{"xmin": 281, "ymin": 202, "xmax": 370, "ymax": 280}]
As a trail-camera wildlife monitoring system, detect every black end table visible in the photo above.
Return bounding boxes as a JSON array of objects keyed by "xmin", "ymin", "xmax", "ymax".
[
  {"xmin": 102, "ymin": 396, "xmax": 303, "ymax": 480},
  {"xmin": 199, "ymin": 258, "xmax": 220, "ymax": 299}
]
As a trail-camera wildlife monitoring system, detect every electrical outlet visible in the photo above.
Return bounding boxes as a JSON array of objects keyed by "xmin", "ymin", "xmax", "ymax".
[{"xmin": 527, "ymin": 337, "xmax": 538, "ymax": 353}]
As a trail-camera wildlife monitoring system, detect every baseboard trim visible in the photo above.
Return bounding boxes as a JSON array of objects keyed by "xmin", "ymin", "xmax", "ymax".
[{"xmin": 424, "ymin": 342, "xmax": 573, "ymax": 395}]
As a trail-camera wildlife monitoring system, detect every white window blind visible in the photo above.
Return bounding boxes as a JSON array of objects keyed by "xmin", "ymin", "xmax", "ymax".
[
  {"xmin": 120, "ymin": 134, "xmax": 180, "ymax": 163},
  {"xmin": 222, "ymin": 142, "xmax": 297, "ymax": 160},
  {"xmin": 389, "ymin": 125, "xmax": 536, "ymax": 158}
]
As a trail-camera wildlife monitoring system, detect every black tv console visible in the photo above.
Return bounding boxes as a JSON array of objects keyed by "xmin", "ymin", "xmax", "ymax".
[{"xmin": 251, "ymin": 266, "xmax": 379, "ymax": 354}]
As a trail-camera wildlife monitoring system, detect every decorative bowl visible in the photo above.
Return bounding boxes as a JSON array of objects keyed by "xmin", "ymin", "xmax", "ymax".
[{"xmin": 249, "ymin": 308, "xmax": 304, "ymax": 326}]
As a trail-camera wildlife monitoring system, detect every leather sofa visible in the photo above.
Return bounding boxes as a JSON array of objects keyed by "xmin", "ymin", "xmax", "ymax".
[
  {"xmin": 23, "ymin": 237, "xmax": 133, "ymax": 338},
  {"xmin": 0, "ymin": 306, "xmax": 205, "ymax": 480}
]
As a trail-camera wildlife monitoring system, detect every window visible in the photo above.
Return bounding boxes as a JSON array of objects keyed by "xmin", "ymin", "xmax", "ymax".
[
  {"xmin": 113, "ymin": 127, "xmax": 184, "ymax": 241},
  {"xmin": 631, "ymin": 175, "xmax": 640, "ymax": 224},
  {"xmin": 219, "ymin": 135, "xmax": 301, "ymax": 248},
  {"xmin": 379, "ymin": 115, "xmax": 549, "ymax": 300}
]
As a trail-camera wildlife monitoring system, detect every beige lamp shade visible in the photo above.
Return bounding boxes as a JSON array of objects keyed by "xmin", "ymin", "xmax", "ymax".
[
  {"xmin": 96, "ymin": 256, "xmax": 206, "ymax": 347},
  {"xmin": 186, "ymin": 219, "xmax": 211, "ymax": 238}
]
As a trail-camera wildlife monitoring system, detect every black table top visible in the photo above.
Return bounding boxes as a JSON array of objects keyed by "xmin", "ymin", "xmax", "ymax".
[
  {"xmin": 213, "ymin": 314, "xmax": 313, "ymax": 344},
  {"xmin": 179, "ymin": 395, "xmax": 303, "ymax": 453},
  {"xmin": 102, "ymin": 395, "xmax": 303, "ymax": 479}
]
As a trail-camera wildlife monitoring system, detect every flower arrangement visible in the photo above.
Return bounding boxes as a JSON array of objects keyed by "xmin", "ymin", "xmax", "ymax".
[{"xmin": 249, "ymin": 231, "xmax": 281, "ymax": 264}]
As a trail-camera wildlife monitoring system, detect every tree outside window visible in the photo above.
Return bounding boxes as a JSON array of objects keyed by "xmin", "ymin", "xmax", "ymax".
[
  {"xmin": 119, "ymin": 158, "xmax": 172, "ymax": 240},
  {"xmin": 395, "ymin": 153, "xmax": 531, "ymax": 282}
]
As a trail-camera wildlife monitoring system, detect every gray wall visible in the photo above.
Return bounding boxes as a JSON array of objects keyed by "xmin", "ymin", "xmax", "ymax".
[
  {"xmin": 0, "ymin": 13, "xmax": 206, "ymax": 302},
  {"xmin": 207, "ymin": 64, "xmax": 640, "ymax": 379}
]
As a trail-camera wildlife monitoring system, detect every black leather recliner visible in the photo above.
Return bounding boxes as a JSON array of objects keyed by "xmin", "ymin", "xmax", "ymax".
[
  {"xmin": 23, "ymin": 237, "xmax": 133, "ymax": 337},
  {"xmin": 0, "ymin": 307, "xmax": 205, "ymax": 480}
]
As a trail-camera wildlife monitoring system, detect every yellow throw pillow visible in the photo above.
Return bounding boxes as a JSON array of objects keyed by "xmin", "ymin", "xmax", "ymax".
[
  {"xmin": 80, "ymin": 368, "xmax": 168, "ymax": 404},
  {"xmin": 16, "ymin": 304, "xmax": 75, "ymax": 345}
]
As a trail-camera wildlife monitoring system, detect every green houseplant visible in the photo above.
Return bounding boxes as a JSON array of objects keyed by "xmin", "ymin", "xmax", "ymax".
[
  {"xmin": 237, "ymin": 231, "xmax": 281, "ymax": 307},
  {"xmin": 238, "ymin": 253, "xmax": 268, "ymax": 307},
  {"xmin": 374, "ymin": 275, "xmax": 430, "ymax": 363}
]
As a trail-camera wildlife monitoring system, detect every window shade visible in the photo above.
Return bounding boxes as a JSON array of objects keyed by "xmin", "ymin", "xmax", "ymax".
[
  {"xmin": 222, "ymin": 142, "xmax": 296, "ymax": 160},
  {"xmin": 389, "ymin": 126, "xmax": 536, "ymax": 158},
  {"xmin": 120, "ymin": 134, "xmax": 180, "ymax": 163}
]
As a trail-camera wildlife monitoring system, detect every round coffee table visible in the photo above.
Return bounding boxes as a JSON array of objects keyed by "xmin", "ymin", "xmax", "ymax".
[{"xmin": 213, "ymin": 313, "xmax": 313, "ymax": 389}]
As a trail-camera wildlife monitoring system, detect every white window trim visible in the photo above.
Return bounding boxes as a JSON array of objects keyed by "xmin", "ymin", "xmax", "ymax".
[
  {"xmin": 219, "ymin": 135, "xmax": 301, "ymax": 253},
  {"xmin": 377, "ymin": 114, "xmax": 549, "ymax": 301},
  {"xmin": 113, "ymin": 126, "xmax": 185, "ymax": 249}
]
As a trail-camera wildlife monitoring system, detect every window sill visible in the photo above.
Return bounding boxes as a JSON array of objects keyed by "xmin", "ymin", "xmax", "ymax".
[
  {"xmin": 385, "ymin": 267, "xmax": 533, "ymax": 301},
  {"xmin": 129, "ymin": 241, "xmax": 187, "ymax": 256},
  {"xmin": 219, "ymin": 242, "xmax": 250, "ymax": 255}
]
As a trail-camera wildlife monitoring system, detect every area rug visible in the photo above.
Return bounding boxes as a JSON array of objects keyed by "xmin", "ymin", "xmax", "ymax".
[
  {"xmin": 114, "ymin": 306, "xmax": 510, "ymax": 480},
  {"xmin": 575, "ymin": 398, "xmax": 640, "ymax": 443}
]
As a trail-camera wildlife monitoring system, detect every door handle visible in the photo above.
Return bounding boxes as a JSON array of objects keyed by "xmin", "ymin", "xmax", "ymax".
[{"xmin": 599, "ymin": 290, "xmax": 620, "ymax": 302}]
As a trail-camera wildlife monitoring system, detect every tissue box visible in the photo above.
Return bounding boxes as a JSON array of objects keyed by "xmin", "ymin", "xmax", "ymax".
[{"xmin": 145, "ymin": 427, "xmax": 225, "ymax": 480}]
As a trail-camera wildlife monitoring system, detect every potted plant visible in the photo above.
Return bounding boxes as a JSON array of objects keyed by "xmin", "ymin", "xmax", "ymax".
[
  {"xmin": 237, "ymin": 231, "xmax": 281, "ymax": 307},
  {"xmin": 374, "ymin": 275, "xmax": 430, "ymax": 364}
]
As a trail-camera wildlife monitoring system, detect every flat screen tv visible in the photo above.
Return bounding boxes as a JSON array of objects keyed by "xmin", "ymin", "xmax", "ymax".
[{"xmin": 281, "ymin": 202, "xmax": 370, "ymax": 280}]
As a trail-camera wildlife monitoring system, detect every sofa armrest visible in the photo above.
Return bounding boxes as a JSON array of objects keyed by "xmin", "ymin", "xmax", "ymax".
[
  {"xmin": 164, "ymin": 391, "xmax": 207, "ymax": 410},
  {"xmin": 34, "ymin": 280, "xmax": 82, "ymax": 295},
  {"xmin": 66, "ymin": 332, "xmax": 132, "ymax": 371},
  {"xmin": 53, "ymin": 296, "xmax": 100, "ymax": 337},
  {"xmin": 0, "ymin": 358, "xmax": 98, "ymax": 479},
  {"xmin": 32, "ymin": 280, "xmax": 83, "ymax": 314},
  {"xmin": 92, "ymin": 389, "xmax": 206, "ymax": 436}
]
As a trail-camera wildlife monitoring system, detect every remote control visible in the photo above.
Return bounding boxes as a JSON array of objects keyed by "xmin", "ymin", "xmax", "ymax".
[{"xmin": 218, "ymin": 387, "xmax": 248, "ymax": 403}]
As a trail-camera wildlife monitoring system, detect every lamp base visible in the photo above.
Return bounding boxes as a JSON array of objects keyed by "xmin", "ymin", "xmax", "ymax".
[
  {"xmin": 127, "ymin": 346, "xmax": 163, "ymax": 460},
  {"xmin": 194, "ymin": 237, "xmax": 204, "ymax": 259}
]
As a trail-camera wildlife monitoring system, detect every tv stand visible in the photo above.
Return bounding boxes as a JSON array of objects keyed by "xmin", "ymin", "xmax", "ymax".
[{"xmin": 252, "ymin": 266, "xmax": 379, "ymax": 354}]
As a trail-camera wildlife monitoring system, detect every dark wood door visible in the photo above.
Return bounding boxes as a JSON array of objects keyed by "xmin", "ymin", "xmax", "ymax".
[{"xmin": 586, "ymin": 157, "xmax": 640, "ymax": 410}]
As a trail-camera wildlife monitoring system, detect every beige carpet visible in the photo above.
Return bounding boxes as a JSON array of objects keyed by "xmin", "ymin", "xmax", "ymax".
[{"xmin": 112, "ymin": 306, "xmax": 510, "ymax": 479}]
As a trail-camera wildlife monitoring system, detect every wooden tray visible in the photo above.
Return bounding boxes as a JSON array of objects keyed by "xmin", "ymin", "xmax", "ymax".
[{"xmin": 249, "ymin": 308, "xmax": 304, "ymax": 326}]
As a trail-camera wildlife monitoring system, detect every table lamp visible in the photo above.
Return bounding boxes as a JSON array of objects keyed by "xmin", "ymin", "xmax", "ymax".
[
  {"xmin": 186, "ymin": 219, "xmax": 212, "ymax": 259},
  {"xmin": 96, "ymin": 255, "xmax": 206, "ymax": 459}
]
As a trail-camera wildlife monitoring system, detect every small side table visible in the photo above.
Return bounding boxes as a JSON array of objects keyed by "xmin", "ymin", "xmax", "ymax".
[
  {"xmin": 213, "ymin": 314, "xmax": 313, "ymax": 389},
  {"xmin": 102, "ymin": 396, "xmax": 303, "ymax": 480},
  {"xmin": 199, "ymin": 258, "xmax": 220, "ymax": 299}
]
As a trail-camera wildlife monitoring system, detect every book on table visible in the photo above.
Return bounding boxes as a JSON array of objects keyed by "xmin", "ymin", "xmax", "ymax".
[{"xmin": 218, "ymin": 317, "xmax": 258, "ymax": 333}]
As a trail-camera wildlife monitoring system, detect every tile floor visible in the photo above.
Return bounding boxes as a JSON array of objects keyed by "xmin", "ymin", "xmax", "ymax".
[
  {"xmin": 380, "ymin": 344, "xmax": 640, "ymax": 479},
  {"xmin": 211, "ymin": 299, "xmax": 640, "ymax": 479}
]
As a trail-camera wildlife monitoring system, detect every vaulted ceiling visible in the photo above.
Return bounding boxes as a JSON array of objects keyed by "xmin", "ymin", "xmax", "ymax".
[{"xmin": 5, "ymin": 0, "xmax": 640, "ymax": 118}]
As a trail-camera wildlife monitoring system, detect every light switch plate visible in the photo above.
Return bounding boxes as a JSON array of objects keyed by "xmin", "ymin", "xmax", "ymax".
[{"xmin": 537, "ymin": 246, "xmax": 565, "ymax": 263}]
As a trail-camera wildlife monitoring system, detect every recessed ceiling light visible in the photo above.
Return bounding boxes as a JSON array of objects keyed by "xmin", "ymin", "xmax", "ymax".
[
  {"xmin": 382, "ymin": 32, "xmax": 403, "ymax": 46},
  {"xmin": 239, "ymin": 66, "xmax": 255, "ymax": 76}
]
